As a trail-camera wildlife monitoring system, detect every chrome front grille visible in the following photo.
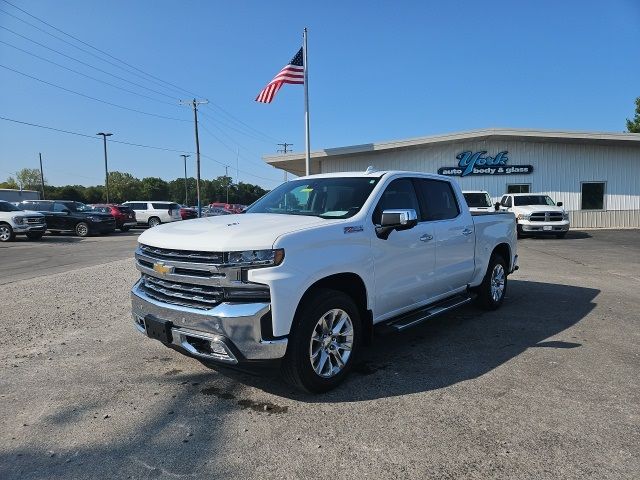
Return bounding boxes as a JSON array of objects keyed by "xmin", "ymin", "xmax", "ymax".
[
  {"xmin": 530, "ymin": 212, "xmax": 564, "ymax": 222},
  {"xmin": 140, "ymin": 274, "xmax": 223, "ymax": 310},
  {"xmin": 139, "ymin": 244, "xmax": 224, "ymax": 264},
  {"xmin": 26, "ymin": 217, "xmax": 45, "ymax": 224}
]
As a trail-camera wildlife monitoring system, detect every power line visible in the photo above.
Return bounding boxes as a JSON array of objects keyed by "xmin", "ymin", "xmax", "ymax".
[
  {"xmin": 0, "ymin": 63, "xmax": 190, "ymax": 122},
  {"xmin": 0, "ymin": 39, "xmax": 180, "ymax": 107},
  {"xmin": 1, "ymin": 1, "xmax": 281, "ymax": 144},
  {"xmin": 0, "ymin": 115, "xmax": 282, "ymax": 184},
  {"xmin": 0, "ymin": 1, "xmax": 187, "ymax": 98},
  {"xmin": 0, "ymin": 25, "xmax": 178, "ymax": 101}
]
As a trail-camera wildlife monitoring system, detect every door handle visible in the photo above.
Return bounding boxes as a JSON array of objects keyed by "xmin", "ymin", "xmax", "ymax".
[
  {"xmin": 462, "ymin": 228, "xmax": 473, "ymax": 236},
  {"xmin": 419, "ymin": 234, "xmax": 433, "ymax": 242}
]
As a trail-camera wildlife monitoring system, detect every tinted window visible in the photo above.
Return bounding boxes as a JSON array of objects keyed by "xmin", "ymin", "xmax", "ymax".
[
  {"xmin": 581, "ymin": 182, "xmax": 605, "ymax": 210},
  {"xmin": 127, "ymin": 203, "xmax": 146, "ymax": 210},
  {"xmin": 501, "ymin": 196, "xmax": 512, "ymax": 207},
  {"xmin": 513, "ymin": 195, "xmax": 555, "ymax": 206},
  {"xmin": 415, "ymin": 179, "xmax": 460, "ymax": 221},
  {"xmin": 117, "ymin": 206, "xmax": 132, "ymax": 213},
  {"xmin": 53, "ymin": 202, "xmax": 70, "ymax": 212},
  {"xmin": 0, "ymin": 201, "xmax": 21, "ymax": 212},
  {"xmin": 24, "ymin": 201, "xmax": 52, "ymax": 211},
  {"xmin": 372, "ymin": 178, "xmax": 420, "ymax": 224},
  {"xmin": 152, "ymin": 203, "xmax": 171, "ymax": 209},
  {"xmin": 463, "ymin": 192, "xmax": 492, "ymax": 208}
]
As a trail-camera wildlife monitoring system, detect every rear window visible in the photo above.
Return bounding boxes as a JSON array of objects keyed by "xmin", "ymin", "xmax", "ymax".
[
  {"xmin": 463, "ymin": 192, "xmax": 492, "ymax": 208},
  {"xmin": 117, "ymin": 206, "xmax": 132, "ymax": 213}
]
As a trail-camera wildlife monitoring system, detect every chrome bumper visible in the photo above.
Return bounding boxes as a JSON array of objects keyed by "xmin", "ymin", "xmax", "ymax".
[{"xmin": 130, "ymin": 279, "xmax": 287, "ymax": 363}]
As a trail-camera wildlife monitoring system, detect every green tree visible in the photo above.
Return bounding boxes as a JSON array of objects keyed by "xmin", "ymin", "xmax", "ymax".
[
  {"xmin": 0, "ymin": 176, "xmax": 19, "ymax": 189},
  {"xmin": 108, "ymin": 171, "xmax": 140, "ymax": 203},
  {"xmin": 140, "ymin": 177, "xmax": 169, "ymax": 200},
  {"xmin": 16, "ymin": 168, "xmax": 44, "ymax": 190},
  {"xmin": 626, "ymin": 97, "xmax": 640, "ymax": 133},
  {"xmin": 84, "ymin": 186, "xmax": 105, "ymax": 204}
]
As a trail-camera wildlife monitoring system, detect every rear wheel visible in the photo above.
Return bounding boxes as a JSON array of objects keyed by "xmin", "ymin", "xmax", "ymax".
[
  {"xmin": 282, "ymin": 289, "xmax": 361, "ymax": 393},
  {"xmin": 148, "ymin": 217, "xmax": 161, "ymax": 228},
  {"xmin": 75, "ymin": 222, "xmax": 89, "ymax": 237},
  {"xmin": 475, "ymin": 253, "xmax": 508, "ymax": 310},
  {"xmin": 26, "ymin": 231, "xmax": 44, "ymax": 240},
  {"xmin": 0, "ymin": 223, "xmax": 15, "ymax": 242}
]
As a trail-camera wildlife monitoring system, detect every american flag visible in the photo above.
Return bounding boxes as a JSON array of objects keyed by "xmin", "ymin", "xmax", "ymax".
[{"xmin": 255, "ymin": 47, "xmax": 304, "ymax": 104}]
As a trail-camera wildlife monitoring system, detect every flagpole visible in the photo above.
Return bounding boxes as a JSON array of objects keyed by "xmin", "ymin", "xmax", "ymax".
[{"xmin": 303, "ymin": 27, "xmax": 311, "ymax": 176}]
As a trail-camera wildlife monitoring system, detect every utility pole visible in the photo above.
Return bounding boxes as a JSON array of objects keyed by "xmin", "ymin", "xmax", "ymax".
[
  {"xmin": 180, "ymin": 98, "xmax": 208, "ymax": 217},
  {"xmin": 225, "ymin": 165, "xmax": 230, "ymax": 204},
  {"xmin": 277, "ymin": 143, "xmax": 293, "ymax": 181},
  {"xmin": 38, "ymin": 152, "xmax": 45, "ymax": 199},
  {"xmin": 180, "ymin": 154, "xmax": 190, "ymax": 206},
  {"xmin": 96, "ymin": 132, "xmax": 113, "ymax": 203}
]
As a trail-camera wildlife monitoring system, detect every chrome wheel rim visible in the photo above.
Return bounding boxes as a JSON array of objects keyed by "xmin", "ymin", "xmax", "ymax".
[
  {"xmin": 309, "ymin": 308, "xmax": 354, "ymax": 378},
  {"xmin": 77, "ymin": 223, "xmax": 88, "ymax": 236},
  {"xmin": 149, "ymin": 218, "xmax": 159, "ymax": 227},
  {"xmin": 0, "ymin": 225, "xmax": 10, "ymax": 241},
  {"xmin": 490, "ymin": 264, "xmax": 505, "ymax": 302}
]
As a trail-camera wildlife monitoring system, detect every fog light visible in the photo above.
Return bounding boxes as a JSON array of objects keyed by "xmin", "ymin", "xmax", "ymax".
[{"xmin": 210, "ymin": 342, "xmax": 228, "ymax": 355}]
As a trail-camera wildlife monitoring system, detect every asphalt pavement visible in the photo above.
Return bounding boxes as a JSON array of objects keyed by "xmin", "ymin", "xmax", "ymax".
[{"xmin": 0, "ymin": 229, "xmax": 638, "ymax": 479}]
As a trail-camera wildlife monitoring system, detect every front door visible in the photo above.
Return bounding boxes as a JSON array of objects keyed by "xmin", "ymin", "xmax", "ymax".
[
  {"xmin": 371, "ymin": 178, "xmax": 437, "ymax": 321},
  {"xmin": 52, "ymin": 202, "xmax": 72, "ymax": 230}
]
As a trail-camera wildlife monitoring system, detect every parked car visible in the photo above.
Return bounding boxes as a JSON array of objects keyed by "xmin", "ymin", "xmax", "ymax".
[
  {"xmin": 0, "ymin": 200, "xmax": 46, "ymax": 242},
  {"xmin": 204, "ymin": 206, "xmax": 232, "ymax": 217},
  {"xmin": 131, "ymin": 170, "xmax": 518, "ymax": 393},
  {"xmin": 18, "ymin": 200, "xmax": 116, "ymax": 237},
  {"xmin": 500, "ymin": 193, "xmax": 570, "ymax": 238},
  {"xmin": 89, "ymin": 204, "xmax": 137, "ymax": 232},
  {"xmin": 121, "ymin": 201, "xmax": 182, "ymax": 227},
  {"xmin": 178, "ymin": 205, "xmax": 198, "ymax": 220},
  {"xmin": 462, "ymin": 190, "xmax": 497, "ymax": 213},
  {"xmin": 209, "ymin": 202, "xmax": 245, "ymax": 214}
]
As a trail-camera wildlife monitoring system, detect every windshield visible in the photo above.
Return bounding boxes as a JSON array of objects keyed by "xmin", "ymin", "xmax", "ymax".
[
  {"xmin": 514, "ymin": 195, "xmax": 555, "ymax": 206},
  {"xmin": 245, "ymin": 177, "xmax": 380, "ymax": 219},
  {"xmin": 0, "ymin": 201, "xmax": 21, "ymax": 212},
  {"xmin": 463, "ymin": 193, "xmax": 492, "ymax": 208}
]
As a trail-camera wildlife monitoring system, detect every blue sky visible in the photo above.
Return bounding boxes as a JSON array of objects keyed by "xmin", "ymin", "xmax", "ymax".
[{"xmin": 1, "ymin": 0, "xmax": 639, "ymax": 188}]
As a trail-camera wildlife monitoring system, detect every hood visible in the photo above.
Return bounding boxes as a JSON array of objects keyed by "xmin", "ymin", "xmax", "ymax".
[
  {"xmin": 514, "ymin": 204, "xmax": 564, "ymax": 213},
  {"xmin": 138, "ymin": 213, "xmax": 329, "ymax": 251}
]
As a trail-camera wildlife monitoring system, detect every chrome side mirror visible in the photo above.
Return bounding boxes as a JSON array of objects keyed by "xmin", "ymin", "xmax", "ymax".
[{"xmin": 376, "ymin": 209, "xmax": 418, "ymax": 239}]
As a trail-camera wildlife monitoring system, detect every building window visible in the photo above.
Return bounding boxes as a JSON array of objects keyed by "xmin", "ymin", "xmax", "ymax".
[
  {"xmin": 581, "ymin": 182, "xmax": 605, "ymax": 210},
  {"xmin": 507, "ymin": 184, "xmax": 530, "ymax": 194}
]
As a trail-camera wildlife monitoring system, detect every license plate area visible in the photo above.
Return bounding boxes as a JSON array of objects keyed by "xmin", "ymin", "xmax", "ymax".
[
  {"xmin": 144, "ymin": 316, "xmax": 173, "ymax": 343},
  {"xmin": 543, "ymin": 225, "xmax": 553, "ymax": 231}
]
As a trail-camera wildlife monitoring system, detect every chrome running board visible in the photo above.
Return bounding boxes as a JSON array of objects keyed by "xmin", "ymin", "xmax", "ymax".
[{"xmin": 379, "ymin": 294, "xmax": 473, "ymax": 332}]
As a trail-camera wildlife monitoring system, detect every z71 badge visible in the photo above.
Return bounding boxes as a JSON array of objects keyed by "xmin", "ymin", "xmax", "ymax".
[{"xmin": 344, "ymin": 226, "xmax": 364, "ymax": 234}]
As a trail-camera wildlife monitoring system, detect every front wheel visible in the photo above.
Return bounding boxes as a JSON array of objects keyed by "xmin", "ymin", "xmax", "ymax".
[
  {"xmin": 475, "ymin": 254, "xmax": 508, "ymax": 310},
  {"xmin": 75, "ymin": 222, "xmax": 89, "ymax": 237},
  {"xmin": 26, "ymin": 231, "xmax": 44, "ymax": 240},
  {"xmin": 0, "ymin": 223, "xmax": 15, "ymax": 242},
  {"xmin": 148, "ymin": 217, "xmax": 161, "ymax": 228},
  {"xmin": 282, "ymin": 289, "xmax": 361, "ymax": 393}
]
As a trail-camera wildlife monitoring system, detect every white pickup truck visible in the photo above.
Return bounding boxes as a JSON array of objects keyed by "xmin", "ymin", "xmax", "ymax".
[
  {"xmin": 499, "ymin": 193, "xmax": 570, "ymax": 238},
  {"xmin": 462, "ymin": 190, "xmax": 496, "ymax": 214},
  {"xmin": 131, "ymin": 170, "xmax": 518, "ymax": 392}
]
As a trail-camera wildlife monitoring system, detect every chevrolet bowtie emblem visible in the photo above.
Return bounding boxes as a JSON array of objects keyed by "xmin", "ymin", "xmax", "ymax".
[{"xmin": 153, "ymin": 262, "xmax": 174, "ymax": 275}]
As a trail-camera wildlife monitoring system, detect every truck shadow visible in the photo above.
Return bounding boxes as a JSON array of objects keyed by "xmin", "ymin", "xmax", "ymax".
[{"xmin": 215, "ymin": 279, "xmax": 599, "ymax": 402}]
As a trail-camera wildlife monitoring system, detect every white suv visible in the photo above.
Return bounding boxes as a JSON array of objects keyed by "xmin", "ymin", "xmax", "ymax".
[
  {"xmin": 0, "ymin": 200, "xmax": 46, "ymax": 242},
  {"xmin": 122, "ymin": 201, "xmax": 181, "ymax": 228},
  {"xmin": 500, "ymin": 193, "xmax": 570, "ymax": 238}
]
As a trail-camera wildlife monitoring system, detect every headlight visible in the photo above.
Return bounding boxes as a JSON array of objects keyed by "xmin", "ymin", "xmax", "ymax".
[
  {"xmin": 516, "ymin": 214, "xmax": 530, "ymax": 221},
  {"xmin": 227, "ymin": 249, "xmax": 284, "ymax": 267},
  {"xmin": 12, "ymin": 216, "xmax": 25, "ymax": 225},
  {"xmin": 563, "ymin": 212, "xmax": 569, "ymax": 220}
]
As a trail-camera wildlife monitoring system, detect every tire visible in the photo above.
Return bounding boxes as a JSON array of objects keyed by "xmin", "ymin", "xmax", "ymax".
[
  {"xmin": 120, "ymin": 226, "xmax": 130, "ymax": 232},
  {"xmin": 148, "ymin": 217, "xmax": 161, "ymax": 228},
  {"xmin": 555, "ymin": 232, "xmax": 567, "ymax": 239},
  {"xmin": 516, "ymin": 224, "xmax": 526, "ymax": 239},
  {"xmin": 0, "ymin": 223, "xmax": 15, "ymax": 242},
  {"xmin": 75, "ymin": 222, "xmax": 90, "ymax": 237},
  {"xmin": 282, "ymin": 288, "xmax": 362, "ymax": 393},
  {"xmin": 475, "ymin": 253, "xmax": 508, "ymax": 310},
  {"xmin": 26, "ymin": 231, "xmax": 44, "ymax": 240}
]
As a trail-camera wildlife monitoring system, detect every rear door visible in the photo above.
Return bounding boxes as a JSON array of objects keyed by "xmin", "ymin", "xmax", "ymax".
[
  {"xmin": 415, "ymin": 179, "xmax": 475, "ymax": 297},
  {"xmin": 52, "ymin": 202, "xmax": 72, "ymax": 230}
]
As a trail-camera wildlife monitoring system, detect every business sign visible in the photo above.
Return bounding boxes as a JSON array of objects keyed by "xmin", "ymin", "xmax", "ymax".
[{"xmin": 437, "ymin": 151, "xmax": 533, "ymax": 177}]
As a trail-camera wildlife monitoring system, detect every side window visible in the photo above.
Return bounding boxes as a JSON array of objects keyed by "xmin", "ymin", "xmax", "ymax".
[
  {"xmin": 415, "ymin": 179, "xmax": 460, "ymax": 221},
  {"xmin": 53, "ymin": 202, "xmax": 69, "ymax": 212},
  {"xmin": 151, "ymin": 203, "xmax": 168, "ymax": 209},
  {"xmin": 372, "ymin": 178, "xmax": 420, "ymax": 225},
  {"xmin": 501, "ymin": 196, "xmax": 512, "ymax": 207},
  {"xmin": 581, "ymin": 182, "xmax": 605, "ymax": 210}
]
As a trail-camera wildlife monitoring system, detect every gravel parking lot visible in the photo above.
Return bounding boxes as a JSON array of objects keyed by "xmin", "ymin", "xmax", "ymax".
[{"xmin": 0, "ymin": 230, "xmax": 638, "ymax": 479}]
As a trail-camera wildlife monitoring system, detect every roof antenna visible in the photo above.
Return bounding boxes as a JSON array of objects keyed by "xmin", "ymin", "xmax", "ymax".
[{"xmin": 365, "ymin": 165, "xmax": 377, "ymax": 174}]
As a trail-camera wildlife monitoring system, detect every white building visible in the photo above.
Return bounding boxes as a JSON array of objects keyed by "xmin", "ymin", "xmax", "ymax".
[{"xmin": 265, "ymin": 128, "xmax": 640, "ymax": 229}]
